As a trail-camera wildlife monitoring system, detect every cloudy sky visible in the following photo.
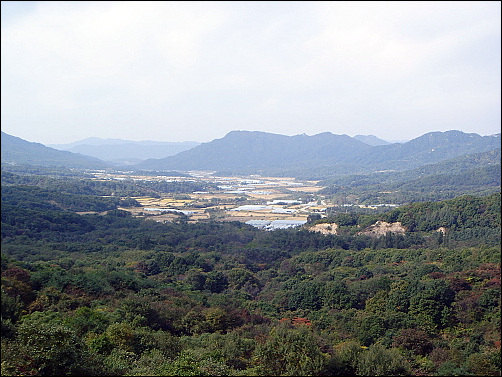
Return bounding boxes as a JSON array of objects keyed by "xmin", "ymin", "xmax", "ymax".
[{"xmin": 1, "ymin": 1, "xmax": 500, "ymax": 145}]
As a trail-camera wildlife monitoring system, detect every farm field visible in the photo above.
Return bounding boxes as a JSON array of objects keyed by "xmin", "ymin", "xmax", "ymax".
[{"xmin": 94, "ymin": 171, "xmax": 327, "ymax": 226}]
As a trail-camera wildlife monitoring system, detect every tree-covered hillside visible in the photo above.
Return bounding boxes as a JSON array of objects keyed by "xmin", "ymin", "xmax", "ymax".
[
  {"xmin": 1, "ymin": 132, "xmax": 109, "ymax": 169},
  {"xmin": 319, "ymin": 149, "xmax": 501, "ymax": 204},
  {"xmin": 1, "ymin": 179, "xmax": 500, "ymax": 376}
]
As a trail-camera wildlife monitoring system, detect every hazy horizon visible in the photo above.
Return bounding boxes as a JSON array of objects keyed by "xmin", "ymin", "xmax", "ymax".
[
  {"xmin": 4, "ymin": 128, "xmax": 501, "ymax": 148},
  {"xmin": 2, "ymin": 1, "xmax": 500, "ymax": 145}
]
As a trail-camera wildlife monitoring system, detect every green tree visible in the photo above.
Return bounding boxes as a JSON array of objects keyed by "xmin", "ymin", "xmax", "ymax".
[
  {"xmin": 288, "ymin": 281, "xmax": 324, "ymax": 310},
  {"xmin": 323, "ymin": 280, "xmax": 354, "ymax": 310},
  {"xmin": 356, "ymin": 343, "xmax": 410, "ymax": 376},
  {"xmin": 328, "ymin": 340, "xmax": 364, "ymax": 375},
  {"xmin": 466, "ymin": 351, "xmax": 501, "ymax": 376},
  {"xmin": 253, "ymin": 323, "xmax": 329, "ymax": 376},
  {"xmin": 5, "ymin": 321, "xmax": 99, "ymax": 375},
  {"xmin": 105, "ymin": 322, "xmax": 136, "ymax": 353},
  {"xmin": 63, "ymin": 306, "xmax": 110, "ymax": 337},
  {"xmin": 1, "ymin": 288, "xmax": 22, "ymax": 338},
  {"xmin": 186, "ymin": 268, "xmax": 207, "ymax": 290},
  {"xmin": 356, "ymin": 314, "xmax": 386, "ymax": 346},
  {"xmin": 204, "ymin": 271, "xmax": 228, "ymax": 293}
]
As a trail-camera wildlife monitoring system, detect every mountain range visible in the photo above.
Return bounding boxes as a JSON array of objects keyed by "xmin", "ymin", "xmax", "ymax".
[
  {"xmin": 1, "ymin": 130, "xmax": 500, "ymax": 179},
  {"xmin": 137, "ymin": 131, "xmax": 375, "ymax": 171},
  {"xmin": 136, "ymin": 130, "xmax": 501, "ymax": 174}
]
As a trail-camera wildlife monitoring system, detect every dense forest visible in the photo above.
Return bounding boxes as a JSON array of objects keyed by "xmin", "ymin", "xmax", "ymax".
[{"xmin": 1, "ymin": 173, "xmax": 500, "ymax": 376}]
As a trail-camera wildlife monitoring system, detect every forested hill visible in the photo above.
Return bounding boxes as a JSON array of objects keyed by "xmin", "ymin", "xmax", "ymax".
[
  {"xmin": 136, "ymin": 130, "xmax": 500, "ymax": 173},
  {"xmin": 380, "ymin": 193, "xmax": 500, "ymax": 232},
  {"xmin": 1, "ymin": 132, "xmax": 109, "ymax": 169},
  {"xmin": 1, "ymin": 181, "xmax": 500, "ymax": 375},
  {"xmin": 319, "ymin": 148, "xmax": 501, "ymax": 203},
  {"xmin": 310, "ymin": 192, "xmax": 500, "ymax": 248}
]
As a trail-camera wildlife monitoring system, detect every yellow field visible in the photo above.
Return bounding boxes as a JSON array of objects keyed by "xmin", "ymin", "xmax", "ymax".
[
  {"xmin": 287, "ymin": 186, "xmax": 323, "ymax": 193},
  {"xmin": 134, "ymin": 197, "xmax": 193, "ymax": 207},
  {"xmin": 118, "ymin": 174, "xmax": 326, "ymax": 226}
]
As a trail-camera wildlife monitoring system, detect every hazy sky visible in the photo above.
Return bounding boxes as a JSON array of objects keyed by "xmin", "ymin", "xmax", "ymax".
[{"xmin": 2, "ymin": 1, "xmax": 501, "ymax": 145}]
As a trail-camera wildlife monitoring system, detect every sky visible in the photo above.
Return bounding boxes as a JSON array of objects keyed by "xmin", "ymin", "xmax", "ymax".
[{"xmin": 1, "ymin": 1, "xmax": 501, "ymax": 145}]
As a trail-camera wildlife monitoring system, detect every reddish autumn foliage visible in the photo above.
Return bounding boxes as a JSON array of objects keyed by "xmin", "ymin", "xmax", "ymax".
[{"xmin": 292, "ymin": 317, "xmax": 312, "ymax": 326}]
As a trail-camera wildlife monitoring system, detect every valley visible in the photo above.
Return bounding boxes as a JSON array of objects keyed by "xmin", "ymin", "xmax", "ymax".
[
  {"xmin": 1, "ymin": 129, "xmax": 500, "ymax": 376},
  {"xmin": 93, "ymin": 170, "xmax": 396, "ymax": 229},
  {"xmin": 2, "ymin": 2, "xmax": 500, "ymax": 374}
]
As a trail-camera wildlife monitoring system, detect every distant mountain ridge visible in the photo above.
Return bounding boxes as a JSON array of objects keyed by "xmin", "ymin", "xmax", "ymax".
[
  {"xmin": 136, "ymin": 130, "xmax": 501, "ymax": 173},
  {"xmin": 2, "ymin": 130, "xmax": 500, "ymax": 177},
  {"xmin": 1, "ymin": 132, "xmax": 109, "ymax": 169},
  {"xmin": 348, "ymin": 130, "xmax": 501, "ymax": 170},
  {"xmin": 49, "ymin": 138, "xmax": 200, "ymax": 165},
  {"xmin": 48, "ymin": 137, "xmax": 136, "ymax": 148},
  {"xmin": 136, "ymin": 131, "xmax": 374, "ymax": 171}
]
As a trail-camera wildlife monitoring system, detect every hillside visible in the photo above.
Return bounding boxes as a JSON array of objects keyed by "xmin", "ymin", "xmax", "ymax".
[
  {"xmin": 319, "ymin": 148, "xmax": 501, "ymax": 203},
  {"xmin": 354, "ymin": 130, "xmax": 501, "ymax": 169},
  {"xmin": 1, "ymin": 132, "xmax": 109, "ymax": 169},
  {"xmin": 136, "ymin": 130, "xmax": 501, "ymax": 174},
  {"xmin": 321, "ymin": 148, "xmax": 501, "ymax": 184},
  {"xmin": 314, "ymin": 192, "xmax": 500, "ymax": 245}
]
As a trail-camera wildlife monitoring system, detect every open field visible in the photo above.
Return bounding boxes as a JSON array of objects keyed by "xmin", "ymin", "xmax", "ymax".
[
  {"xmin": 103, "ymin": 172, "xmax": 326, "ymax": 226},
  {"xmin": 106, "ymin": 171, "xmax": 398, "ymax": 227}
]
